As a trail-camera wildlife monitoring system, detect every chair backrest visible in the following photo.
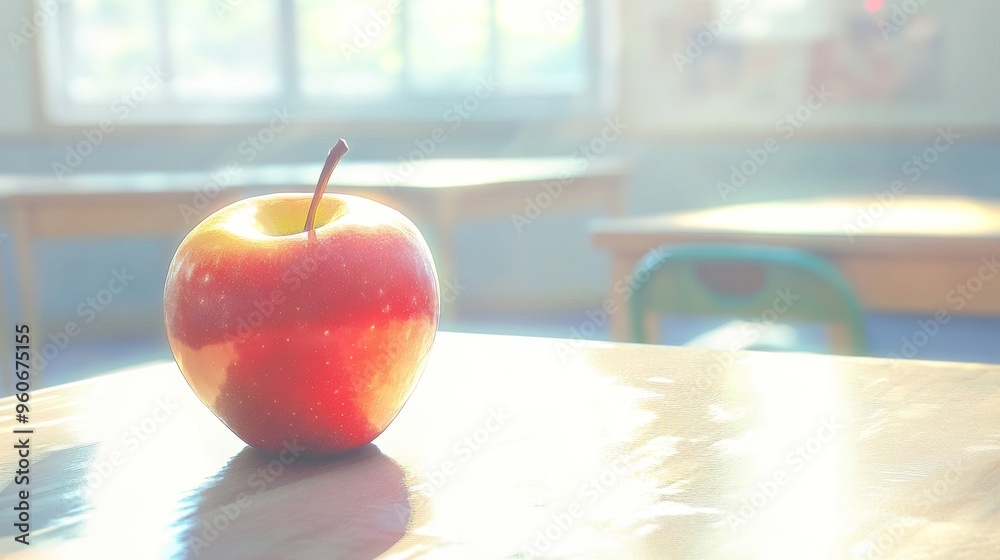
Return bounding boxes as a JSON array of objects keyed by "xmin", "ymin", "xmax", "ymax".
[{"xmin": 629, "ymin": 244, "xmax": 869, "ymax": 355}]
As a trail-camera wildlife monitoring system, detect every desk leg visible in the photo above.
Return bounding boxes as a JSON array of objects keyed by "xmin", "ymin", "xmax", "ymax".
[
  {"xmin": 11, "ymin": 204, "xmax": 42, "ymax": 385},
  {"xmin": 608, "ymin": 177, "xmax": 627, "ymax": 218},
  {"xmin": 434, "ymin": 195, "xmax": 459, "ymax": 323},
  {"xmin": 609, "ymin": 253, "xmax": 635, "ymax": 342},
  {"xmin": 0, "ymin": 262, "xmax": 9, "ymax": 396},
  {"xmin": 828, "ymin": 323, "xmax": 853, "ymax": 356}
]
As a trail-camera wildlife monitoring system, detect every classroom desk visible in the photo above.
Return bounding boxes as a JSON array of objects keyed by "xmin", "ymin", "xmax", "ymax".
[
  {"xmin": 2, "ymin": 332, "xmax": 998, "ymax": 558},
  {"xmin": 0, "ymin": 157, "xmax": 629, "ymax": 336},
  {"xmin": 591, "ymin": 196, "xmax": 1000, "ymax": 341}
]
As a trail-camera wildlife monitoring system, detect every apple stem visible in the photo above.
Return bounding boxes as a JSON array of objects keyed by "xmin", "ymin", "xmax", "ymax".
[{"xmin": 304, "ymin": 139, "xmax": 350, "ymax": 232}]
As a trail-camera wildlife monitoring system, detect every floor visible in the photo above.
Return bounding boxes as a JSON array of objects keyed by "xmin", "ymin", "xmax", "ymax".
[{"xmin": 28, "ymin": 311, "xmax": 1000, "ymax": 393}]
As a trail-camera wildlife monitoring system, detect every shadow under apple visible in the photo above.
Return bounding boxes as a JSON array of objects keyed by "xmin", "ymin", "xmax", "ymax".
[{"xmin": 177, "ymin": 444, "xmax": 410, "ymax": 560}]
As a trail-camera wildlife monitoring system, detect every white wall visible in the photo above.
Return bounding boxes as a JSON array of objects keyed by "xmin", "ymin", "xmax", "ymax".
[{"xmin": 0, "ymin": 0, "xmax": 36, "ymax": 135}]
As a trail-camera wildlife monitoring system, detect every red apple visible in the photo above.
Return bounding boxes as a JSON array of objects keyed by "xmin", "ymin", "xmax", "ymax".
[{"xmin": 164, "ymin": 140, "xmax": 439, "ymax": 456}]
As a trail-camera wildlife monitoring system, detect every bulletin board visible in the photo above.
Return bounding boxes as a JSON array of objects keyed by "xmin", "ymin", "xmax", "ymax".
[{"xmin": 622, "ymin": 0, "xmax": 1000, "ymax": 136}]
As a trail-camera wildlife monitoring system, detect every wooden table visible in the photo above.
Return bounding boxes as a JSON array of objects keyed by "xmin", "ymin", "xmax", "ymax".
[
  {"xmin": 0, "ymin": 157, "xmax": 628, "ymax": 342},
  {"xmin": 591, "ymin": 196, "xmax": 1000, "ymax": 341},
  {"xmin": 2, "ymin": 332, "xmax": 999, "ymax": 558}
]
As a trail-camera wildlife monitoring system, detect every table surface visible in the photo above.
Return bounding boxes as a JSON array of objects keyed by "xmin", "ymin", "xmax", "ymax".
[
  {"xmin": 2, "ymin": 332, "xmax": 999, "ymax": 559},
  {"xmin": 591, "ymin": 196, "xmax": 1000, "ymax": 256},
  {"xmin": 0, "ymin": 157, "xmax": 630, "ymax": 197}
]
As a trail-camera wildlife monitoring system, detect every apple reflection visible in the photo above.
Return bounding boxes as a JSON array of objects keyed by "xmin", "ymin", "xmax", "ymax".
[{"xmin": 177, "ymin": 444, "xmax": 409, "ymax": 559}]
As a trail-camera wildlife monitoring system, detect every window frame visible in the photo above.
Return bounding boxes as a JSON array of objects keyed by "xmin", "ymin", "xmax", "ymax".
[{"xmin": 39, "ymin": 0, "xmax": 618, "ymax": 127}]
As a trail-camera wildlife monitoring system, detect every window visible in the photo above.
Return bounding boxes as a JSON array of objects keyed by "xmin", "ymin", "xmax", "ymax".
[
  {"xmin": 41, "ymin": 0, "xmax": 608, "ymax": 124},
  {"xmin": 722, "ymin": 0, "xmax": 833, "ymax": 42}
]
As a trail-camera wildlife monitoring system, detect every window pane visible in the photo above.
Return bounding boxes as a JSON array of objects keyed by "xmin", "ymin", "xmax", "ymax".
[
  {"xmin": 167, "ymin": 0, "xmax": 281, "ymax": 99},
  {"xmin": 407, "ymin": 0, "xmax": 490, "ymax": 93},
  {"xmin": 297, "ymin": 0, "xmax": 403, "ymax": 98},
  {"xmin": 64, "ymin": 0, "xmax": 160, "ymax": 104},
  {"xmin": 496, "ymin": 0, "xmax": 587, "ymax": 94},
  {"xmin": 725, "ymin": 0, "xmax": 833, "ymax": 42}
]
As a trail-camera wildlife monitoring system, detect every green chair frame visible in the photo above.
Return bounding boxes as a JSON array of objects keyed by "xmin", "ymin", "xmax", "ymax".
[{"xmin": 629, "ymin": 244, "xmax": 869, "ymax": 355}]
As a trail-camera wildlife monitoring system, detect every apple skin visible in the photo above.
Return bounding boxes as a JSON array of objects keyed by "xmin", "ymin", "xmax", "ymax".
[{"xmin": 164, "ymin": 193, "xmax": 439, "ymax": 456}]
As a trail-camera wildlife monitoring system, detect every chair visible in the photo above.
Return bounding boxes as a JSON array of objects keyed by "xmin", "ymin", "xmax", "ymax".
[{"xmin": 629, "ymin": 244, "xmax": 869, "ymax": 355}]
